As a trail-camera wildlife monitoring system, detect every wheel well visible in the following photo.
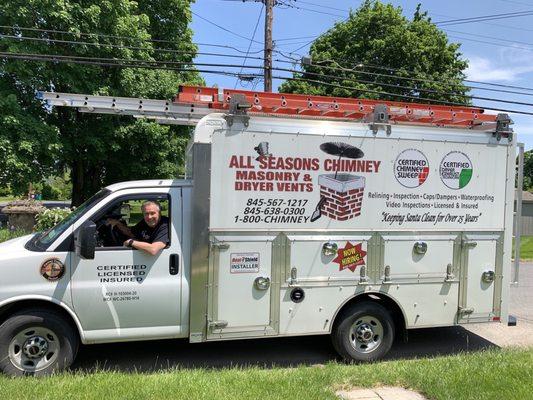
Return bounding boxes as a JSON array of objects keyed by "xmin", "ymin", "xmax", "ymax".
[
  {"xmin": 0, "ymin": 300, "xmax": 81, "ymax": 340},
  {"xmin": 332, "ymin": 293, "xmax": 406, "ymax": 338}
]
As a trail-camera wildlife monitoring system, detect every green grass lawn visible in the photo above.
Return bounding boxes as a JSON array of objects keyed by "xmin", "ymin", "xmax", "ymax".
[
  {"xmin": 0, "ymin": 348, "xmax": 531, "ymax": 400},
  {"xmin": 515, "ymin": 235, "xmax": 533, "ymax": 260}
]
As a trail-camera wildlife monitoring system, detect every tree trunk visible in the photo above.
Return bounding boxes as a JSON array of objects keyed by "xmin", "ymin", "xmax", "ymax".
[{"xmin": 71, "ymin": 161, "xmax": 104, "ymax": 206}]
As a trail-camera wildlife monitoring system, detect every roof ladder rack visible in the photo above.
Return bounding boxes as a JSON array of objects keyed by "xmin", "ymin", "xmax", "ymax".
[
  {"xmin": 494, "ymin": 113, "xmax": 513, "ymax": 142},
  {"xmin": 365, "ymin": 104, "xmax": 391, "ymax": 135},
  {"xmin": 39, "ymin": 85, "xmax": 505, "ymax": 131}
]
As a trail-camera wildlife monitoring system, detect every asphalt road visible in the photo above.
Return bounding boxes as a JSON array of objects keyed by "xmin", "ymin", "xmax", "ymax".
[{"xmin": 71, "ymin": 264, "xmax": 533, "ymax": 373}]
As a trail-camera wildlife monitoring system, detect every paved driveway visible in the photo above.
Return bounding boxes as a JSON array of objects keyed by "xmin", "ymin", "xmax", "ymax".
[
  {"xmin": 71, "ymin": 264, "xmax": 532, "ymax": 372},
  {"xmin": 464, "ymin": 262, "xmax": 533, "ymax": 347}
]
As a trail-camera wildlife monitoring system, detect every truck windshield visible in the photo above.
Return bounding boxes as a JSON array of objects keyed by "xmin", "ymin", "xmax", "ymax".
[{"xmin": 32, "ymin": 189, "xmax": 111, "ymax": 250}]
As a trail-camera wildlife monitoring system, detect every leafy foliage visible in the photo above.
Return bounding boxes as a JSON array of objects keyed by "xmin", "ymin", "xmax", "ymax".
[
  {"xmin": 522, "ymin": 150, "xmax": 533, "ymax": 191},
  {"xmin": 38, "ymin": 174, "xmax": 73, "ymax": 201},
  {"xmin": 35, "ymin": 207, "xmax": 72, "ymax": 231},
  {"xmin": 0, "ymin": 0, "xmax": 202, "ymax": 205},
  {"xmin": 279, "ymin": 1, "xmax": 470, "ymax": 104},
  {"xmin": 0, "ymin": 81, "xmax": 61, "ymax": 196},
  {"xmin": 0, "ymin": 228, "xmax": 27, "ymax": 243}
]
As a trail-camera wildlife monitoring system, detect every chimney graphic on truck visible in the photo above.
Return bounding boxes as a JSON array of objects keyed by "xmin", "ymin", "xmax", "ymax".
[{"xmin": 311, "ymin": 142, "xmax": 365, "ymax": 222}]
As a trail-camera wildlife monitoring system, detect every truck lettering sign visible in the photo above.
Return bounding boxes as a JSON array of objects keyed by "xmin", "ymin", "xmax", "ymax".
[
  {"xmin": 230, "ymin": 253, "xmax": 260, "ymax": 273},
  {"xmin": 97, "ymin": 264, "xmax": 147, "ymax": 283},
  {"xmin": 440, "ymin": 151, "xmax": 473, "ymax": 189},
  {"xmin": 394, "ymin": 149, "xmax": 429, "ymax": 188},
  {"xmin": 332, "ymin": 242, "xmax": 367, "ymax": 272}
]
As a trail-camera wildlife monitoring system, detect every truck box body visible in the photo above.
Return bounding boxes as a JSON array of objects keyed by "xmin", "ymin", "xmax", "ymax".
[{"xmin": 188, "ymin": 113, "xmax": 514, "ymax": 342}]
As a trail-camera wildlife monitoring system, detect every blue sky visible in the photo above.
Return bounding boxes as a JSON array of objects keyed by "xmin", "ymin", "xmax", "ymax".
[{"xmin": 191, "ymin": 0, "xmax": 533, "ymax": 149}]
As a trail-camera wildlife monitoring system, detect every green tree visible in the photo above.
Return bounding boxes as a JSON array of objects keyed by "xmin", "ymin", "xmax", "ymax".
[
  {"xmin": 0, "ymin": 0, "xmax": 202, "ymax": 205},
  {"xmin": 279, "ymin": 1, "xmax": 470, "ymax": 104},
  {"xmin": 0, "ymin": 80, "xmax": 61, "ymax": 195},
  {"xmin": 521, "ymin": 150, "xmax": 533, "ymax": 191}
]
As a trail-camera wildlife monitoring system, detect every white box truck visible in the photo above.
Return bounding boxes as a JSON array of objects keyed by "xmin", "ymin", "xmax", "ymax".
[{"xmin": 0, "ymin": 86, "xmax": 515, "ymax": 375}]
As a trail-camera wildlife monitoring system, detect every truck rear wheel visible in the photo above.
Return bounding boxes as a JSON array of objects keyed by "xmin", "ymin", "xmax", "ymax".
[
  {"xmin": 332, "ymin": 301, "xmax": 394, "ymax": 362},
  {"xmin": 0, "ymin": 309, "xmax": 79, "ymax": 376}
]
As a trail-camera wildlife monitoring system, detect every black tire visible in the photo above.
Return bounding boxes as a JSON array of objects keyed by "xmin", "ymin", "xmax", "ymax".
[
  {"xmin": 0, "ymin": 309, "xmax": 79, "ymax": 376},
  {"xmin": 331, "ymin": 301, "xmax": 395, "ymax": 362}
]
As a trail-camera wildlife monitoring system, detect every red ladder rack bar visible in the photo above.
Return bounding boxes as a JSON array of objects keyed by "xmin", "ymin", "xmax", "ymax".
[{"xmin": 173, "ymin": 85, "xmax": 498, "ymax": 127}]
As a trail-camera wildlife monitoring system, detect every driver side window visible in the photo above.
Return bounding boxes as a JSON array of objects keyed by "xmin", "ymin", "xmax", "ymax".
[{"xmin": 94, "ymin": 195, "xmax": 170, "ymax": 249}]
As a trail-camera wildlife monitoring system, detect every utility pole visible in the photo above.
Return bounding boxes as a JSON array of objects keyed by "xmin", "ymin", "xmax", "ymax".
[{"xmin": 264, "ymin": 0, "xmax": 274, "ymax": 92}]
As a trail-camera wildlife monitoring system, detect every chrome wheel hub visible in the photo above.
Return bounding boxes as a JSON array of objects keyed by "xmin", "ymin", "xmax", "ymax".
[
  {"xmin": 349, "ymin": 315, "xmax": 384, "ymax": 354},
  {"xmin": 23, "ymin": 336, "xmax": 49, "ymax": 359},
  {"xmin": 356, "ymin": 324, "xmax": 374, "ymax": 343},
  {"xmin": 9, "ymin": 327, "xmax": 59, "ymax": 372}
]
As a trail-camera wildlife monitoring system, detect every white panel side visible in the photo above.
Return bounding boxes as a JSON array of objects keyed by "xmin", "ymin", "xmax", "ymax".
[{"xmin": 209, "ymin": 119, "xmax": 508, "ymax": 232}]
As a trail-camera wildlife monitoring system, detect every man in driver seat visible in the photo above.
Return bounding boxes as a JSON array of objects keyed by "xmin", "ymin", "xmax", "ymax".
[{"xmin": 107, "ymin": 201, "xmax": 169, "ymax": 255}]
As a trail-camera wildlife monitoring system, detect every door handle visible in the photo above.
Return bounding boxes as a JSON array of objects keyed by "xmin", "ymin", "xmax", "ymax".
[
  {"xmin": 254, "ymin": 276, "xmax": 270, "ymax": 290},
  {"xmin": 169, "ymin": 254, "xmax": 180, "ymax": 275}
]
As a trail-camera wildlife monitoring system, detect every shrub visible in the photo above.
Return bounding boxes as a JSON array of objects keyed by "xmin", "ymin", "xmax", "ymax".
[
  {"xmin": 0, "ymin": 228, "xmax": 27, "ymax": 243},
  {"xmin": 35, "ymin": 207, "xmax": 72, "ymax": 231},
  {"xmin": 0, "ymin": 186, "xmax": 12, "ymax": 197}
]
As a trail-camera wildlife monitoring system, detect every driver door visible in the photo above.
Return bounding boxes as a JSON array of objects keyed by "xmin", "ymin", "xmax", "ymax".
[{"xmin": 70, "ymin": 189, "xmax": 184, "ymax": 337}]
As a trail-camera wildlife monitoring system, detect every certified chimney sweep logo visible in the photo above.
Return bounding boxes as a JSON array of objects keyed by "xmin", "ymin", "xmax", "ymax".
[
  {"xmin": 394, "ymin": 149, "xmax": 429, "ymax": 188},
  {"xmin": 439, "ymin": 151, "xmax": 473, "ymax": 189}
]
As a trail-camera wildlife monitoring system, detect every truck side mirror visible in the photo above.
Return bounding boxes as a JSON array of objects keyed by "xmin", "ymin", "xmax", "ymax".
[{"xmin": 75, "ymin": 221, "xmax": 96, "ymax": 260}]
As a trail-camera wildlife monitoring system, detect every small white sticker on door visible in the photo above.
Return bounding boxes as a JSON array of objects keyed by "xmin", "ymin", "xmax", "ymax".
[{"xmin": 230, "ymin": 253, "xmax": 260, "ymax": 273}]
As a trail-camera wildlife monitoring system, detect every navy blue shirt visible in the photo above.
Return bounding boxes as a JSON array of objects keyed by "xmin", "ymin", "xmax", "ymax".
[{"xmin": 132, "ymin": 216, "xmax": 169, "ymax": 245}]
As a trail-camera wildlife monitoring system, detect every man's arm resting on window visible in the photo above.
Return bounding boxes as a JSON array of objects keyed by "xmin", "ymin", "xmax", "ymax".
[{"xmin": 125, "ymin": 239, "xmax": 166, "ymax": 256}]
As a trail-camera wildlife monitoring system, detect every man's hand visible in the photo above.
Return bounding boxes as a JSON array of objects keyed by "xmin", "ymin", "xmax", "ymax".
[{"xmin": 125, "ymin": 239, "xmax": 166, "ymax": 256}]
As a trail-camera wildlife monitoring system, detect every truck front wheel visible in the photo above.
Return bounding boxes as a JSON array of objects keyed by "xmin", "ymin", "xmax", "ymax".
[
  {"xmin": 332, "ymin": 301, "xmax": 395, "ymax": 362},
  {"xmin": 0, "ymin": 309, "xmax": 79, "ymax": 376}
]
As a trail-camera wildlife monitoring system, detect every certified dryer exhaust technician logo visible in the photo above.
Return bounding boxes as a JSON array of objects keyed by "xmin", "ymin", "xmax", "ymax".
[
  {"xmin": 394, "ymin": 149, "xmax": 429, "ymax": 188},
  {"xmin": 440, "ymin": 151, "xmax": 473, "ymax": 189}
]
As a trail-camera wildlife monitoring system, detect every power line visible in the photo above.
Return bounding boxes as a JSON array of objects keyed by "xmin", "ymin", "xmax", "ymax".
[
  {"xmin": 0, "ymin": 33, "xmax": 268, "ymax": 61},
  {"xmin": 288, "ymin": 59, "xmax": 533, "ymax": 97},
  {"xmin": 270, "ymin": 65, "xmax": 533, "ymax": 107},
  {"xmin": 435, "ymin": 10, "xmax": 533, "ymax": 26},
  {"xmin": 496, "ymin": 0, "xmax": 533, "ymax": 6},
  {"xmin": 297, "ymin": 0, "xmax": 533, "ymax": 35},
  {"xmin": 235, "ymin": 4, "xmax": 264, "ymax": 88},
  {"xmin": 0, "ymin": 51, "xmax": 261, "ymax": 78},
  {"xmin": 293, "ymin": 0, "xmax": 350, "ymax": 13},
  {"xmin": 447, "ymin": 34, "xmax": 533, "ymax": 52},
  {"xmin": 281, "ymin": 8, "xmax": 533, "ymax": 52},
  {"xmin": 4, "ymin": 32, "xmax": 533, "ymax": 97},
  {"xmin": 275, "ymin": 35, "xmax": 317, "ymax": 42},
  {"xmin": 4, "ymin": 25, "xmax": 533, "ymax": 95},
  {"xmin": 443, "ymin": 28, "xmax": 533, "ymax": 48},
  {"xmin": 276, "ymin": 39, "xmax": 318, "ymax": 47},
  {"xmin": 0, "ymin": 25, "xmax": 266, "ymax": 56},
  {"xmin": 318, "ymin": 60, "xmax": 533, "ymax": 92},
  {"xmin": 4, "ymin": 50, "xmax": 533, "ymax": 108},
  {"xmin": 283, "ymin": 3, "xmax": 345, "ymax": 18},
  {"xmin": 191, "ymin": 10, "xmax": 263, "ymax": 44},
  {"xmin": 273, "ymin": 74, "xmax": 533, "ymax": 116},
  {"xmin": 3, "ymin": 50, "xmax": 532, "ymax": 116}
]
